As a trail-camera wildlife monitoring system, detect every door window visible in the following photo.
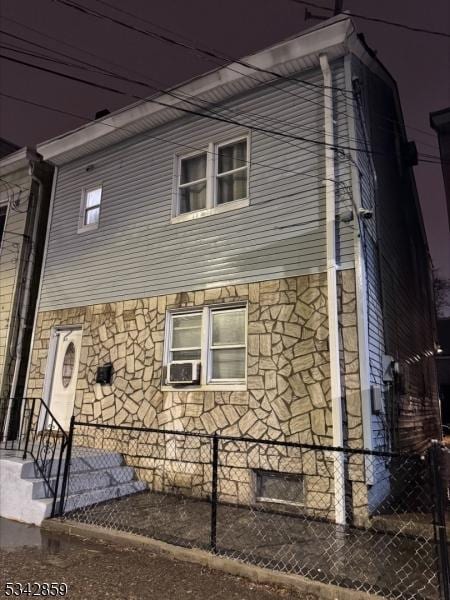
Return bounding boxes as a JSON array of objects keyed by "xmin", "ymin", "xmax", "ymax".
[{"xmin": 62, "ymin": 342, "xmax": 76, "ymax": 388}]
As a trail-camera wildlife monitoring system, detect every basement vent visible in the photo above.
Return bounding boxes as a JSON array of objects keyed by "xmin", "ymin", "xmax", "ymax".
[{"xmin": 255, "ymin": 470, "xmax": 304, "ymax": 506}]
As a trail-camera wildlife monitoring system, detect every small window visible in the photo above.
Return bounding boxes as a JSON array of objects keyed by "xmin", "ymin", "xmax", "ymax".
[
  {"xmin": 78, "ymin": 185, "xmax": 102, "ymax": 232},
  {"xmin": 174, "ymin": 136, "xmax": 249, "ymax": 217},
  {"xmin": 256, "ymin": 470, "xmax": 304, "ymax": 506},
  {"xmin": 165, "ymin": 305, "xmax": 247, "ymax": 386}
]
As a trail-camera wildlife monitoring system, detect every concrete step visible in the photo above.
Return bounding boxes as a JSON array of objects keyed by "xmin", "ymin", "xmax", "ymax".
[
  {"xmin": 1, "ymin": 447, "xmax": 146, "ymax": 525},
  {"xmin": 64, "ymin": 480, "xmax": 147, "ymax": 513},
  {"xmin": 30, "ymin": 465, "xmax": 137, "ymax": 500},
  {"xmin": 37, "ymin": 480, "xmax": 147, "ymax": 518},
  {"xmin": 21, "ymin": 449, "xmax": 124, "ymax": 479}
]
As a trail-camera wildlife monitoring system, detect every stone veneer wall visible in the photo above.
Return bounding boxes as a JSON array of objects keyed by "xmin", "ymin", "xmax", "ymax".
[{"xmin": 27, "ymin": 270, "xmax": 368, "ymax": 521}]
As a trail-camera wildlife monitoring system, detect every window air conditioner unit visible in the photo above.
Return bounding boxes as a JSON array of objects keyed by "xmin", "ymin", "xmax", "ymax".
[{"xmin": 167, "ymin": 361, "xmax": 201, "ymax": 385}]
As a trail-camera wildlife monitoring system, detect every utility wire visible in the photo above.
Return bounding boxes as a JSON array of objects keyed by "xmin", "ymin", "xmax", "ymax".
[
  {"xmin": 0, "ymin": 91, "xmax": 346, "ymax": 186},
  {"xmin": 0, "ymin": 53, "xmax": 379, "ymax": 155},
  {"xmin": 51, "ymin": 0, "xmax": 354, "ymax": 97},
  {"xmin": 1, "ymin": 51, "xmax": 442, "ymax": 166},
  {"xmin": 0, "ymin": 40, "xmax": 344, "ymax": 171},
  {"xmin": 84, "ymin": 0, "xmax": 442, "ymax": 143},
  {"xmin": 1, "ymin": 35, "xmax": 391, "ymax": 165},
  {"xmin": 286, "ymin": 0, "xmax": 450, "ymax": 39},
  {"xmin": 48, "ymin": 0, "xmax": 363, "ymax": 135},
  {"xmin": 3, "ymin": 12, "xmax": 439, "ymax": 146},
  {"xmin": 0, "ymin": 38, "xmax": 335, "ymax": 144}
]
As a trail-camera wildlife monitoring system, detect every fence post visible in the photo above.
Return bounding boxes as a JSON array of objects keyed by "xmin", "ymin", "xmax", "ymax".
[
  {"xmin": 430, "ymin": 440, "xmax": 449, "ymax": 600},
  {"xmin": 22, "ymin": 398, "xmax": 36, "ymax": 460},
  {"xmin": 58, "ymin": 415, "xmax": 75, "ymax": 517},
  {"xmin": 210, "ymin": 433, "xmax": 219, "ymax": 553}
]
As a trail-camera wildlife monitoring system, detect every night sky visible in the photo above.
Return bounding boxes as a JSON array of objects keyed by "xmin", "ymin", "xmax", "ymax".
[{"xmin": 0, "ymin": 0, "xmax": 449, "ymax": 277}]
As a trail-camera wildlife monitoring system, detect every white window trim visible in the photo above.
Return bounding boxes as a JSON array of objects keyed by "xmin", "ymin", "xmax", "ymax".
[
  {"xmin": 171, "ymin": 134, "xmax": 250, "ymax": 223},
  {"xmin": 162, "ymin": 303, "xmax": 247, "ymax": 391},
  {"xmin": 78, "ymin": 184, "xmax": 103, "ymax": 233}
]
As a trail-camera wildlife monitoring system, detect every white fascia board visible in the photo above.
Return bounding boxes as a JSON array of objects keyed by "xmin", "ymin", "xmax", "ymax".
[{"xmin": 37, "ymin": 18, "xmax": 354, "ymax": 166}]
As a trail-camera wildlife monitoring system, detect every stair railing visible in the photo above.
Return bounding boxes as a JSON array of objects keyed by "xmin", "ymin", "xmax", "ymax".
[{"xmin": 1, "ymin": 396, "xmax": 70, "ymax": 518}]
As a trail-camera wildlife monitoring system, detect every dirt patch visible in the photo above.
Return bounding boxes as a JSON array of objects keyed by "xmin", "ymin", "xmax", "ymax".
[
  {"xmin": 62, "ymin": 489, "xmax": 439, "ymax": 600},
  {"xmin": 0, "ymin": 520, "xmax": 310, "ymax": 600}
]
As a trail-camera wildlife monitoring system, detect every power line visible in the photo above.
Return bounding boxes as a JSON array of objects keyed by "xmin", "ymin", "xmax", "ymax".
[
  {"xmin": 67, "ymin": 0, "xmax": 441, "ymax": 144},
  {"xmin": 4, "ymin": 11, "xmax": 439, "ymax": 147},
  {"xmin": 2, "ymin": 51, "xmax": 443, "ymax": 166},
  {"xmin": 0, "ymin": 91, "xmax": 348, "ymax": 187},
  {"xmin": 48, "ymin": 0, "xmax": 368, "ymax": 141},
  {"xmin": 286, "ymin": 0, "xmax": 450, "ymax": 39},
  {"xmin": 51, "ymin": 0, "xmax": 354, "ymax": 97},
  {"xmin": 0, "ymin": 53, "xmax": 376, "ymax": 155},
  {"xmin": 0, "ymin": 41, "xmax": 355, "ymax": 196},
  {"xmin": 1, "ymin": 18, "xmax": 357, "ymax": 139},
  {"xmin": 0, "ymin": 36, "xmax": 334, "ymax": 144},
  {"xmin": 0, "ymin": 35, "xmax": 353, "ymax": 205}
]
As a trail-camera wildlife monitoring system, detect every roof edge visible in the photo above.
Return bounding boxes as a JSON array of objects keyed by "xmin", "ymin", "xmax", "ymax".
[{"xmin": 36, "ymin": 17, "xmax": 355, "ymax": 165}]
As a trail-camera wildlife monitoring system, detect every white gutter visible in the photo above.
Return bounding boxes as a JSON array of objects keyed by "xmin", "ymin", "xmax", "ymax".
[{"xmin": 319, "ymin": 53, "xmax": 346, "ymax": 527}]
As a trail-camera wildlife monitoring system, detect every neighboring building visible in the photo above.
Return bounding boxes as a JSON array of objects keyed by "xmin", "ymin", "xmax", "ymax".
[
  {"xmin": 21, "ymin": 16, "xmax": 439, "ymax": 518},
  {"xmin": 430, "ymin": 108, "xmax": 450, "ymax": 233},
  {"xmin": 430, "ymin": 108, "xmax": 450, "ymax": 433},
  {"xmin": 0, "ymin": 147, "xmax": 53, "ymax": 438},
  {"xmin": 436, "ymin": 318, "xmax": 450, "ymax": 432},
  {"xmin": 0, "ymin": 137, "xmax": 19, "ymax": 160}
]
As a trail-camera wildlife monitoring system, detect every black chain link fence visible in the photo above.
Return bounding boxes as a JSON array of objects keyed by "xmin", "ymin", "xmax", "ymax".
[{"xmin": 58, "ymin": 421, "xmax": 449, "ymax": 600}]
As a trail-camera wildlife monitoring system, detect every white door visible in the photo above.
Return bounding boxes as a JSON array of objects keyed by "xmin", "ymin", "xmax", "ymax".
[{"xmin": 46, "ymin": 328, "xmax": 82, "ymax": 431}]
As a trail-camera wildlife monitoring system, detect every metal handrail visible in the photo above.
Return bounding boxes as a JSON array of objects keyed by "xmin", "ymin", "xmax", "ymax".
[{"xmin": 1, "ymin": 396, "xmax": 70, "ymax": 518}]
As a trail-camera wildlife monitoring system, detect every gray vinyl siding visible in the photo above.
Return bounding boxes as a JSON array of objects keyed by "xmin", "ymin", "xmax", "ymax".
[
  {"xmin": 351, "ymin": 59, "xmax": 387, "ymax": 450},
  {"xmin": 39, "ymin": 60, "xmax": 354, "ymax": 311},
  {"xmin": 355, "ymin": 58, "xmax": 439, "ymax": 452}
]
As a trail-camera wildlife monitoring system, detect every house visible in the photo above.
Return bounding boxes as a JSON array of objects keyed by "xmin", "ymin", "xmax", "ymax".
[
  {"xmin": 0, "ymin": 146, "xmax": 53, "ymax": 439},
  {"xmin": 430, "ymin": 108, "xmax": 450, "ymax": 234},
  {"xmin": 430, "ymin": 107, "xmax": 450, "ymax": 435},
  {"xmin": 14, "ymin": 16, "xmax": 439, "ymax": 520}
]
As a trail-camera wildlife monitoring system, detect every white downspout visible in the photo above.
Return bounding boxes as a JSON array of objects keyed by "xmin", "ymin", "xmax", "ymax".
[
  {"xmin": 3, "ymin": 164, "xmax": 45, "ymax": 440},
  {"xmin": 320, "ymin": 53, "xmax": 346, "ymax": 527}
]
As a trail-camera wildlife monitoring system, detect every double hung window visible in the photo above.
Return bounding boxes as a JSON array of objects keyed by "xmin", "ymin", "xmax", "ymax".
[
  {"xmin": 175, "ymin": 136, "xmax": 249, "ymax": 217},
  {"xmin": 78, "ymin": 185, "xmax": 102, "ymax": 232},
  {"xmin": 165, "ymin": 305, "xmax": 247, "ymax": 385}
]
